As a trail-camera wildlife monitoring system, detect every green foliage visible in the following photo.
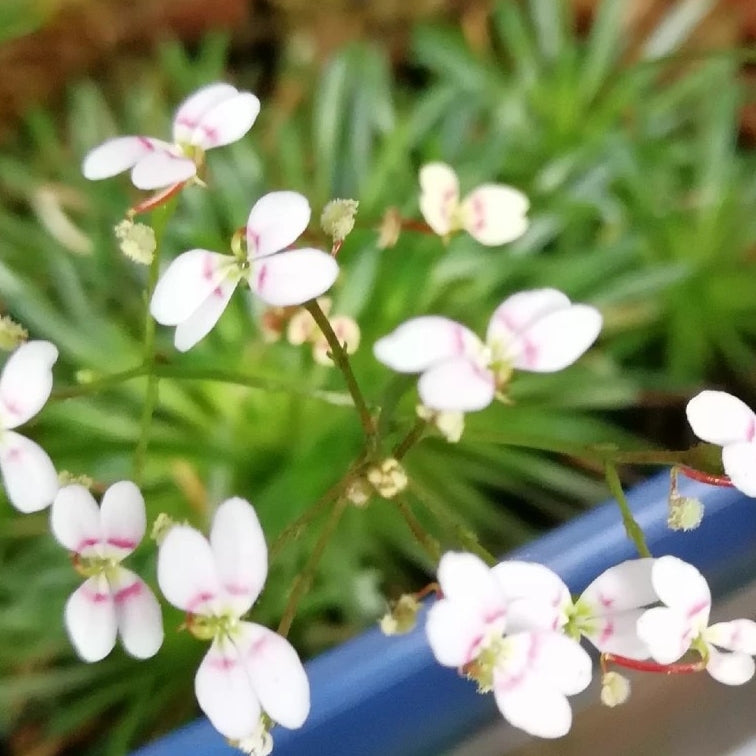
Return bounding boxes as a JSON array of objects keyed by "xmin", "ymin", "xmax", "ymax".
[{"xmin": 0, "ymin": 1, "xmax": 752, "ymax": 752}]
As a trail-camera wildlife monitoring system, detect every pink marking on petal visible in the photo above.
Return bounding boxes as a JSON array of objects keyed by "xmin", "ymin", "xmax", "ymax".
[
  {"xmin": 521, "ymin": 337, "xmax": 538, "ymax": 367},
  {"xmin": 687, "ymin": 600, "xmax": 710, "ymax": 621},
  {"xmin": 597, "ymin": 591, "xmax": 615, "ymax": 609},
  {"xmin": 256, "ymin": 263, "xmax": 268, "ymax": 293},
  {"xmin": 187, "ymin": 591, "xmax": 217, "ymax": 613},
  {"xmin": 441, "ymin": 188, "xmax": 456, "ymax": 224},
  {"xmin": 598, "ymin": 620, "xmax": 615, "ymax": 646},
  {"xmin": 200, "ymin": 125, "xmax": 219, "ymax": 144},
  {"xmin": 75, "ymin": 537, "xmax": 100, "ymax": 553},
  {"xmin": 483, "ymin": 608, "xmax": 506, "ymax": 625},
  {"xmin": 452, "ymin": 324, "xmax": 466, "ymax": 355},
  {"xmin": 175, "ymin": 117, "xmax": 198, "ymax": 130},
  {"xmin": 746, "ymin": 417, "xmax": 755, "ymax": 442},
  {"xmin": 469, "ymin": 195, "xmax": 485, "ymax": 233},
  {"xmin": 106, "ymin": 537, "xmax": 138, "ymax": 550},
  {"xmin": 202, "ymin": 255, "xmax": 216, "ymax": 281},
  {"xmin": 4, "ymin": 446, "xmax": 22, "ymax": 462},
  {"xmin": 83, "ymin": 587, "xmax": 110, "ymax": 604},
  {"xmin": 137, "ymin": 136, "xmax": 156, "ymax": 151},
  {"xmin": 208, "ymin": 655, "xmax": 236, "ymax": 671},
  {"xmin": 497, "ymin": 633, "xmax": 542, "ymax": 693},
  {"xmin": 113, "ymin": 580, "xmax": 143, "ymax": 604},
  {"xmin": 464, "ymin": 633, "xmax": 485, "ymax": 664}
]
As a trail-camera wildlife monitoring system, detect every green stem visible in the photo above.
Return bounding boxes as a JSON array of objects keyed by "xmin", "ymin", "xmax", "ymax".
[
  {"xmin": 395, "ymin": 495, "xmax": 441, "ymax": 562},
  {"xmin": 393, "ymin": 418, "xmax": 426, "ymax": 461},
  {"xmin": 304, "ymin": 299, "xmax": 376, "ymax": 446},
  {"xmin": 277, "ymin": 497, "xmax": 348, "ymax": 637},
  {"xmin": 604, "ymin": 462, "xmax": 652, "ymax": 558}
]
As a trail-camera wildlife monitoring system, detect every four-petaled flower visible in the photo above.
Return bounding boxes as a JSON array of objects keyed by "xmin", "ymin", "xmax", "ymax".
[
  {"xmin": 425, "ymin": 552, "xmax": 592, "ymax": 739},
  {"xmin": 374, "ymin": 288, "xmax": 602, "ymax": 411},
  {"xmin": 0, "ymin": 340, "xmax": 59, "ymax": 512},
  {"xmin": 419, "ymin": 162, "xmax": 529, "ymax": 246},
  {"xmin": 82, "ymin": 82, "xmax": 260, "ymax": 190},
  {"xmin": 637, "ymin": 556, "xmax": 756, "ymax": 685},
  {"xmin": 686, "ymin": 390, "xmax": 756, "ymax": 497},
  {"xmin": 51, "ymin": 481, "xmax": 164, "ymax": 662},
  {"xmin": 157, "ymin": 497, "xmax": 310, "ymax": 741},
  {"xmin": 149, "ymin": 191, "xmax": 339, "ymax": 351}
]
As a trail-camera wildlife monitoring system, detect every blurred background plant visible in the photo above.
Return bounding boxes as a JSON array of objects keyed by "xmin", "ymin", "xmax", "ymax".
[{"xmin": 0, "ymin": 0, "xmax": 754, "ymax": 753}]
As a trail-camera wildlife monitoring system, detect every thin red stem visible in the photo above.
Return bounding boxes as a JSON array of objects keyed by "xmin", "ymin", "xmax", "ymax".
[
  {"xmin": 602, "ymin": 652, "xmax": 705, "ymax": 675},
  {"xmin": 129, "ymin": 181, "xmax": 187, "ymax": 216},
  {"xmin": 679, "ymin": 466, "xmax": 733, "ymax": 488}
]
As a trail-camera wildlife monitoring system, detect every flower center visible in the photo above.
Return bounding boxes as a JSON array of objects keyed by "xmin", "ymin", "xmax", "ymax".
[
  {"xmin": 76, "ymin": 554, "xmax": 121, "ymax": 581},
  {"xmin": 186, "ymin": 611, "xmax": 241, "ymax": 642}
]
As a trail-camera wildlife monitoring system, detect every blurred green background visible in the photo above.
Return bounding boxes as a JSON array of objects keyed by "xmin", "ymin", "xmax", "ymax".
[{"xmin": 0, "ymin": 0, "xmax": 754, "ymax": 753}]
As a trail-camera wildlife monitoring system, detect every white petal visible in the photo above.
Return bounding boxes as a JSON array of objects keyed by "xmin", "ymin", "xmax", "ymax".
[
  {"xmin": 150, "ymin": 250, "xmax": 235, "ymax": 326},
  {"xmin": 508, "ymin": 304, "xmax": 602, "ymax": 372},
  {"xmin": 99, "ymin": 480, "xmax": 145, "ymax": 560},
  {"xmin": 494, "ymin": 671, "xmax": 573, "ymax": 739},
  {"xmin": 238, "ymin": 622, "xmax": 310, "ymax": 729},
  {"xmin": 65, "ymin": 576, "xmax": 117, "ymax": 663},
  {"xmin": 172, "ymin": 83, "xmax": 240, "ymax": 143},
  {"xmin": 210, "ymin": 498, "xmax": 268, "ymax": 617},
  {"xmin": 706, "ymin": 645, "xmax": 755, "ymax": 686},
  {"xmin": 373, "ymin": 317, "xmax": 484, "ymax": 374},
  {"xmin": 173, "ymin": 276, "xmax": 237, "ymax": 352},
  {"xmin": 461, "ymin": 184, "xmax": 529, "ymax": 246},
  {"xmin": 686, "ymin": 390, "xmax": 756, "ymax": 446},
  {"xmin": 706, "ymin": 620, "xmax": 756, "ymax": 655},
  {"xmin": 0, "ymin": 431, "xmax": 58, "ymax": 513},
  {"xmin": 651, "ymin": 556, "xmax": 711, "ymax": 625},
  {"xmin": 82, "ymin": 136, "xmax": 172, "ymax": 180},
  {"xmin": 418, "ymin": 357, "xmax": 495, "ymax": 412},
  {"xmin": 425, "ymin": 597, "xmax": 490, "ymax": 667},
  {"xmin": 580, "ymin": 558, "xmax": 657, "ymax": 613},
  {"xmin": 131, "ymin": 151, "xmax": 197, "ymax": 190},
  {"xmin": 251, "ymin": 248, "xmax": 338, "ymax": 307},
  {"xmin": 246, "ymin": 192, "xmax": 311, "ymax": 258},
  {"xmin": 419, "ymin": 162, "xmax": 460, "ymax": 236},
  {"xmin": 191, "ymin": 92, "xmax": 261, "ymax": 149},
  {"xmin": 526, "ymin": 632, "xmax": 593, "ymax": 695},
  {"xmin": 111, "ymin": 567, "xmax": 163, "ymax": 659},
  {"xmin": 437, "ymin": 552, "xmax": 500, "ymax": 604},
  {"xmin": 636, "ymin": 606, "xmax": 691, "ymax": 664},
  {"xmin": 722, "ymin": 442, "xmax": 756, "ymax": 497},
  {"xmin": 157, "ymin": 525, "xmax": 222, "ymax": 614},
  {"xmin": 486, "ymin": 289, "xmax": 571, "ymax": 347},
  {"xmin": 583, "ymin": 608, "xmax": 650, "ymax": 660},
  {"xmin": 195, "ymin": 640, "xmax": 262, "ymax": 740},
  {"xmin": 50, "ymin": 484, "xmax": 101, "ymax": 556},
  {"xmin": 0, "ymin": 340, "xmax": 58, "ymax": 429}
]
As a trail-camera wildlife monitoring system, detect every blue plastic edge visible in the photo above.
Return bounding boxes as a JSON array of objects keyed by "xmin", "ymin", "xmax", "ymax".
[{"xmin": 132, "ymin": 473, "xmax": 756, "ymax": 756}]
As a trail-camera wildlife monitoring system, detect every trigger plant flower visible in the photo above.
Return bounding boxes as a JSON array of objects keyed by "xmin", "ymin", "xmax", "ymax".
[
  {"xmin": 374, "ymin": 288, "xmax": 602, "ymax": 412},
  {"xmin": 426, "ymin": 552, "xmax": 591, "ymax": 738},
  {"xmin": 0, "ymin": 340, "xmax": 59, "ymax": 512},
  {"xmin": 157, "ymin": 497, "xmax": 310, "ymax": 744},
  {"xmin": 419, "ymin": 162, "xmax": 529, "ymax": 246},
  {"xmin": 51, "ymin": 481, "xmax": 164, "ymax": 662},
  {"xmin": 686, "ymin": 390, "xmax": 756, "ymax": 496},
  {"xmin": 637, "ymin": 556, "xmax": 756, "ymax": 685},
  {"xmin": 82, "ymin": 82, "xmax": 260, "ymax": 190},
  {"xmin": 150, "ymin": 191, "xmax": 339, "ymax": 351}
]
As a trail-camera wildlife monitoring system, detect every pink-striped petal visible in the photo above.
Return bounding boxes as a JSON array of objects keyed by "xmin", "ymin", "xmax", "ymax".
[
  {"xmin": 131, "ymin": 150, "xmax": 197, "ymax": 190},
  {"xmin": 82, "ymin": 136, "xmax": 172, "ymax": 180},
  {"xmin": 99, "ymin": 480, "xmax": 145, "ymax": 560},
  {"xmin": 582, "ymin": 608, "xmax": 650, "ymax": 660},
  {"xmin": 651, "ymin": 556, "xmax": 711, "ymax": 627},
  {"xmin": 210, "ymin": 498, "xmax": 268, "ymax": 617},
  {"xmin": 437, "ymin": 551, "xmax": 499, "ymax": 604},
  {"xmin": 486, "ymin": 289, "xmax": 571, "ymax": 348},
  {"xmin": 419, "ymin": 163, "xmax": 460, "ymax": 237},
  {"xmin": 50, "ymin": 484, "xmax": 101, "ymax": 556},
  {"xmin": 150, "ymin": 249, "xmax": 235, "ymax": 326},
  {"xmin": 722, "ymin": 441, "xmax": 756, "ymax": 497},
  {"xmin": 238, "ymin": 622, "xmax": 310, "ymax": 729},
  {"xmin": 195, "ymin": 639, "xmax": 262, "ymax": 740},
  {"xmin": 686, "ymin": 390, "xmax": 756, "ymax": 446},
  {"xmin": 157, "ymin": 525, "xmax": 222, "ymax": 615},
  {"xmin": 706, "ymin": 620, "xmax": 756, "ymax": 655},
  {"xmin": 0, "ymin": 340, "xmax": 58, "ymax": 429},
  {"xmin": 580, "ymin": 559, "xmax": 657, "ymax": 613},
  {"xmin": 65, "ymin": 575, "xmax": 117, "ymax": 663},
  {"xmin": 172, "ymin": 83, "xmax": 240, "ymax": 144},
  {"xmin": 426, "ymin": 596, "xmax": 491, "ymax": 667},
  {"xmin": 246, "ymin": 192, "xmax": 311, "ymax": 258},
  {"xmin": 507, "ymin": 304, "xmax": 602, "ymax": 372},
  {"xmin": 0, "ymin": 431, "xmax": 58, "ymax": 513},
  {"xmin": 461, "ymin": 184, "xmax": 529, "ymax": 246},
  {"xmin": 173, "ymin": 276, "xmax": 237, "ymax": 352},
  {"xmin": 111, "ymin": 567, "xmax": 163, "ymax": 659},
  {"xmin": 251, "ymin": 248, "xmax": 338, "ymax": 307},
  {"xmin": 418, "ymin": 357, "xmax": 495, "ymax": 412},
  {"xmin": 190, "ymin": 92, "xmax": 261, "ymax": 150},
  {"xmin": 705, "ymin": 645, "xmax": 755, "ymax": 685},
  {"xmin": 494, "ymin": 677, "xmax": 572, "ymax": 739},
  {"xmin": 373, "ymin": 317, "xmax": 484, "ymax": 374},
  {"xmin": 636, "ymin": 606, "xmax": 691, "ymax": 664}
]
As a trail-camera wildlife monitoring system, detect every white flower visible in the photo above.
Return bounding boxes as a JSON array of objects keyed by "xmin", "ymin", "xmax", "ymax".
[
  {"xmin": 51, "ymin": 481, "xmax": 164, "ymax": 662},
  {"xmin": 637, "ymin": 556, "xmax": 756, "ymax": 685},
  {"xmin": 686, "ymin": 390, "xmax": 756, "ymax": 496},
  {"xmin": 0, "ymin": 340, "xmax": 59, "ymax": 512},
  {"xmin": 374, "ymin": 288, "xmax": 602, "ymax": 412},
  {"xmin": 419, "ymin": 162, "xmax": 529, "ymax": 246},
  {"xmin": 150, "ymin": 191, "xmax": 338, "ymax": 351},
  {"xmin": 492, "ymin": 559, "xmax": 657, "ymax": 660},
  {"xmin": 82, "ymin": 83, "xmax": 260, "ymax": 190},
  {"xmin": 425, "ymin": 552, "xmax": 591, "ymax": 739},
  {"xmin": 157, "ymin": 497, "xmax": 310, "ymax": 741}
]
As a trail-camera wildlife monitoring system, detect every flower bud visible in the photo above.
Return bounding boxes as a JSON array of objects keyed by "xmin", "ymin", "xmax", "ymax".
[
  {"xmin": 345, "ymin": 477, "xmax": 372, "ymax": 507},
  {"xmin": 379, "ymin": 593, "xmax": 421, "ymax": 635},
  {"xmin": 114, "ymin": 219, "xmax": 156, "ymax": 265},
  {"xmin": 377, "ymin": 206, "xmax": 402, "ymax": 249},
  {"xmin": 416, "ymin": 405, "xmax": 465, "ymax": 443},
  {"xmin": 367, "ymin": 458, "xmax": 408, "ymax": 499},
  {"xmin": 667, "ymin": 494, "xmax": 704, "ymax": 531},
  {"xmin": 320, "ymin": 199, "xmax": 359, "ymax": 243},
  {"xmin": 600, "ymin": 671, "xmax": 631, "ymax": 707},
  {"xmin": 0, "ymin": 315, "xmax": 28, "ymax": 351},
  {"xmin": 151, "ymin": 513, "xmax": 177, "ymax": 545},
  {"xmin": 312, "ymin": 316, "xmax": 361, "ymax": 366}
]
